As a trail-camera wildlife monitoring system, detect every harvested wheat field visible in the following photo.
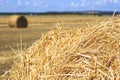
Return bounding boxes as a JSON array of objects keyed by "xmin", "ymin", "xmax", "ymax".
[{"xmin": 1, "ymin": 18, "xmax": 120, "ymax": 80}]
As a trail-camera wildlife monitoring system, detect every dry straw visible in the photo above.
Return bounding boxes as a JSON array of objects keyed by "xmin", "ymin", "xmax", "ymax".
[
  {"xmin": 2, "ymin": 19, "xmax": 120, "ymax": 80},
  {"xmin": 8, "ymin": 15, "xmax": 28, "ymax": 28}
]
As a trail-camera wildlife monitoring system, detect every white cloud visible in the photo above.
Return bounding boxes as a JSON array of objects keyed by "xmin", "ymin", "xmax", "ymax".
[
  {"xmin": 0, "ymin": 0, "xmax": 7, "ymax": 5},
  {"xmin": 70, "ymin": 2, "xmax": 79, "ymax": 8},
  {"xmin": 25, "ymin": 1, "xmax": 30, "ymax": 6},
  {"xmin": 95, "ymin": 0, "xmax": 107, "ymax": 6},
  {"xmin": 109, "ymin": 0, "xmax": 119, "ymax": 3},
  {"xmin": 32, "ymin": 0, "xmax": 47, "ymax": 7},
  {"xmin": 18, "ymin": 0, "xmax": 22, "ymax": 6},
  {"xmin": 24, "ymin": 0, "xmax": 48, "ymax": 9},
  {"xmin": 6, "ymin": 0, "xmax": 8, "ymax": 4},
  {"xmin": 80, "ymin": 0, "xmax": 86, "ymax": 7},
  {"xmin": 88, "ymin": 0, "xmax": 120, "ymax": 8}
]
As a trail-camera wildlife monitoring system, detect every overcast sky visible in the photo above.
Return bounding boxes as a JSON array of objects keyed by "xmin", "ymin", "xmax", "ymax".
[{"xmin": 0, "ymin": 0, "xmax": 119, "ymax": 12}]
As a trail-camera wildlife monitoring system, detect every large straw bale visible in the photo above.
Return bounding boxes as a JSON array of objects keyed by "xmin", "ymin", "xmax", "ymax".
[
  {"xmin": 2, "ymin": 19, "xmax": 120, "ymax": 80},
  {"xmin": 8, "ymin": 15, "xmax": 28, "ymax": 28}
]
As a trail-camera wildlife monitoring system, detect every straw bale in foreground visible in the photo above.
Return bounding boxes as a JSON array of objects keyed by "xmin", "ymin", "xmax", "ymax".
[{"xmin": 3, "ymin": 19, "xmax": 120, "ymax": 80}]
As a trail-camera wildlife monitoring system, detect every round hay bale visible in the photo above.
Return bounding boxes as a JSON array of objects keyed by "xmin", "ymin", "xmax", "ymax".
[{"xmin": 8, "ymin": 15, "xmax": 28, "ymax": 28}]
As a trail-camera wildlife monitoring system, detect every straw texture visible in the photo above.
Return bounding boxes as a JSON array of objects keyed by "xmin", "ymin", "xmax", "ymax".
[{"xmin": 3, "ymin": 19, "xmax": 120, "ymax": 80}]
